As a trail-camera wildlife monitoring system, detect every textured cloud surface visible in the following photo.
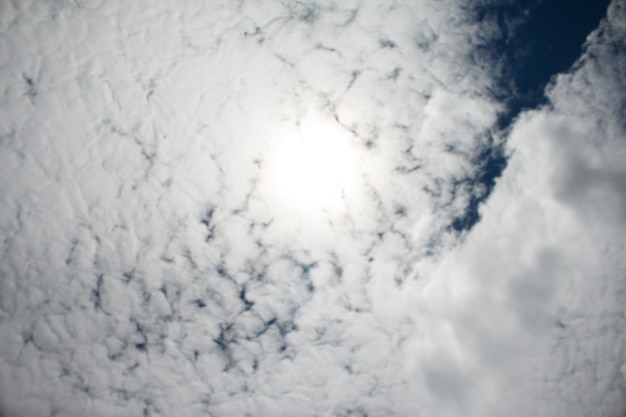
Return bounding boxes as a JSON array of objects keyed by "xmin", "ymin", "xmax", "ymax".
[{"xmin": 0, "ymin": 1, "xmax": 625, "ymax": 416}]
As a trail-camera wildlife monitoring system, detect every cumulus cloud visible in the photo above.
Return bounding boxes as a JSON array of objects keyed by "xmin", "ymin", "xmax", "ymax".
[
  {"xmin": 0, "ymin": 0, "xmax": 624, "ymax": 416},
  {"xmin": 417, "ymin": 2, "xmax": 626, "ymax": 415}
]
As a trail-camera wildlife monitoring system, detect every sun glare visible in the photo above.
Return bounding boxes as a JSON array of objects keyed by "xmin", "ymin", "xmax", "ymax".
[{"xmin": 266, "ymin": 116, "xmax": 358, "ymax": 213}]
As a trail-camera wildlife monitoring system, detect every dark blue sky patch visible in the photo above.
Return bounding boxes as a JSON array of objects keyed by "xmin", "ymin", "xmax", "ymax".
[
  {"xmin": 239, "ymin": 286, "xmax": 254, "ymax": 311},
  {"xmin": 452, "ymin": 0, "xmax": 610, "ymax": 233},
  {"xmin": 450, "ymin": 143, "xmax": 508, "ymax": 232},
  {"xmin": 450, "ymin": 145, "xmax": 507, "ymax": 232},
  {"xmin": 509, "ymin": 0, "xmax": 610, "ymax": 96},
  {"xmin": 473, "ymin": 0, "xmax": 610, "ymax": 126}
]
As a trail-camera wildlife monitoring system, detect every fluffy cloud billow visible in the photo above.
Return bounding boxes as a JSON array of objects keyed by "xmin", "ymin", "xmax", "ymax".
[{"xmin": 0, "ymin": 1, "xmax": 624, "ymax": 416}]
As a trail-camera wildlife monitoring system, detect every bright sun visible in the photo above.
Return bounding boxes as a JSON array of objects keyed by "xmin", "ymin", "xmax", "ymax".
[{"xmin": 265, "ymin": 116, "xmax": 358, "ymax": 214}]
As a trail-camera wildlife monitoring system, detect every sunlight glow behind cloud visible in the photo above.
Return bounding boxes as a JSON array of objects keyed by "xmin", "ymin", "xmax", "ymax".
[
  {"xmin": 266, "ymin": 115, "xmax": 359, "ymax": 214},
  {"xmin": 0, "ymin": 0, "xmax": 624, "ymax": 416}
]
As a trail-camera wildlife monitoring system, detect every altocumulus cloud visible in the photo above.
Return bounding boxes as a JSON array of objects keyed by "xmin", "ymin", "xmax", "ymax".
[{"xmin": 0, "ymin": 0, "xmax": 624, "ymax": 416}]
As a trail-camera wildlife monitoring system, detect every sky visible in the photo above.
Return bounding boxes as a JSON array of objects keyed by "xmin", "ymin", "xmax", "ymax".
[{"xmin": 0, "ymin": 1, "xmax": 625, "ymax": 416}]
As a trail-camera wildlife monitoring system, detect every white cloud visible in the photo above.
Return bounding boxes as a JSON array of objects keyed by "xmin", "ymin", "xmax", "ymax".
[
  {"xmin": 414, "ymin": 2, "xmax": 626, "ymax": 415},
  {"xmin": 0, "ymin": 0, "xmax": 624, "ymax": 416}
]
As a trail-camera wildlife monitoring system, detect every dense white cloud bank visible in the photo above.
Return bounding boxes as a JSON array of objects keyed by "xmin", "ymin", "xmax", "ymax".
[
  {"xmin": 0, "ymin": 0, "xmax": 624, "ymax": 416},
  {"xmin": 427, "ymin": 3, "xmax": 626, "ymax": 415}
]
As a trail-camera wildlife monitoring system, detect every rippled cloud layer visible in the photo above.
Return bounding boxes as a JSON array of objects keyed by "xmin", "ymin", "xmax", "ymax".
[{"xmin": 0, "ymin": 1, "xmax": 624, "ymax": 416}]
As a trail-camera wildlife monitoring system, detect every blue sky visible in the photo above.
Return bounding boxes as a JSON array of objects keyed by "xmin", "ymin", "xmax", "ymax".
[
  {"xmin": 0, "ymin": 1, "xmax": 624, "ymax": 416},
  {"xmin": 493, "ymin": 0, "xmax": 611, "ymax": 114},
  {"xmin": 452, "ymin": 0, "xmax": 611, "ymax": 232}
]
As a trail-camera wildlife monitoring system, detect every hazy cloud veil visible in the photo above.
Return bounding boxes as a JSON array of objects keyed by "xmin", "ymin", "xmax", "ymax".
[{"xmin": 0, "ymin": 0, "xmax": 624, "ymax": 416}]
